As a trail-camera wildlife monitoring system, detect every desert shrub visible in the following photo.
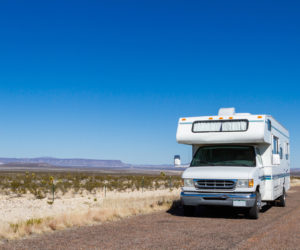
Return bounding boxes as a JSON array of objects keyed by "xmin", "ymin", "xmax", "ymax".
[
  {"xmin": 26, "ymin": 218, "xmax": 42, "ymax": 226},
  {"xmin": 0, "ymin": 172, "xmax": 181, "ymax": 196}
]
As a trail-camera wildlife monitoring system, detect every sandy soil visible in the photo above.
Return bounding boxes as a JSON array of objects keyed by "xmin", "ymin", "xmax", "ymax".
[{"xmin": 0, "ymin": 189, "xmax": 179, "ymax": 225}]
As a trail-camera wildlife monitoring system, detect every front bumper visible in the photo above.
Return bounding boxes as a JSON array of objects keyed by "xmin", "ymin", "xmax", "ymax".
[{"xmin": 181, "ymin": 191, "xmax": 256, "ymax": 207}]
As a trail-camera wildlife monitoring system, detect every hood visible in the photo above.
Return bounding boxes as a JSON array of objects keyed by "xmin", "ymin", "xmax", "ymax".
[{"xmin": 182, "ymin": 166, "xmax": 256, "ymax": 180}]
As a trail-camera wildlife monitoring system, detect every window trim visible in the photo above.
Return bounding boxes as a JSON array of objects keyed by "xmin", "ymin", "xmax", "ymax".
[{"xmin": 192, "ymin": 119, "xmax": 249, "ymax": 133}]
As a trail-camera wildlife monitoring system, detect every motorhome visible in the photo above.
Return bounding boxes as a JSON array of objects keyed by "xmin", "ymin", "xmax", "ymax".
[{"xmin": 175, "ymin": 108, "xmax": 290, "ymax": 219}]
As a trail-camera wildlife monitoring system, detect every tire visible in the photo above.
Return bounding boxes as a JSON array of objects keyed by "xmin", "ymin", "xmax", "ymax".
[
  {"xmin": 183, "ymin": 205, "xmax": 195, "ymax": 216},
  {"xmin": 248, "ymin": 191, "xmax": 261, "ymax": 219},
  {"xmin": 277, "ymin": 188, "xmax": 286, "ymax": 207}
]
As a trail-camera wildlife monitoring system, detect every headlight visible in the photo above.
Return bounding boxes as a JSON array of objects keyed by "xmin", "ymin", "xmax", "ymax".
[
  {"xmin": 183, "ymin": 178, "xmax": 194, "ymax": 187},
  {"xmin": 236, "ymin": 179, "xmax": 254, "ymax": 188}
]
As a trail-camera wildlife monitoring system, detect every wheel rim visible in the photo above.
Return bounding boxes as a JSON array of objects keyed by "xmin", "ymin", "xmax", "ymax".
[{"xmin": 257, "ymin": 194, "xmax": 261, "ymax": 209}]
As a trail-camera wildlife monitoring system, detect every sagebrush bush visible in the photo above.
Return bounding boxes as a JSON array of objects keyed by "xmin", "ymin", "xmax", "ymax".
[{"xmin": 0, "ymin": 172, "xmax": 181, "ymax": 197}]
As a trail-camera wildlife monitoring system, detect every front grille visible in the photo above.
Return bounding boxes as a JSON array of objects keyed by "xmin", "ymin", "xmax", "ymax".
[{"xmin": 194, "ymin": 179, "xmax": 236, "ymax": 190}]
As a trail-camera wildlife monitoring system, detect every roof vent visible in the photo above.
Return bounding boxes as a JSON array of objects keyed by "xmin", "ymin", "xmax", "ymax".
[
  {"xmin": 218, "ymin": 107, "xmax": 235, "ymax": 116},
  {"xmin": 235, "ymin": 113, "xmax": 251, "ymax": 116}
]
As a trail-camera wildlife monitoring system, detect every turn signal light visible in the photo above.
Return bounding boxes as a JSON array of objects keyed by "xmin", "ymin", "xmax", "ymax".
[
  {"xmin": 182, "ymin": 118, "xmax": 186, "ymax": 121},
  {"xmin": 209, "ymin": 117, "xmax": 213, "ymax": 120},
  {"xmin": 219, "ymin": 117, "xmax": 223, "ymax": 120},
  {"xmin": 248, "ymin": 179, "xmax": 254, "ymax": 188},
  {"xmin": 257, "ymin": 116, "xmax": 262, "ymax": 119}
]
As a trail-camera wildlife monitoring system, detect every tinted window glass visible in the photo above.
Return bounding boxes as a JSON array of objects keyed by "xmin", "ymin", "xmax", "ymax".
[
  {"xmin": 256, "ymin": 148, "xmax": 263, "ymax": 165},
  {"xmin": 273, "ymin": 136, "xmax": 279, "ymax": 154},
  {"xmin": 190, "ymin": 146, "xmax": 256, "ymax": 167},
  {"xmin": 267, "ymin": 120, "xmax": 272, "ymax": 131}
]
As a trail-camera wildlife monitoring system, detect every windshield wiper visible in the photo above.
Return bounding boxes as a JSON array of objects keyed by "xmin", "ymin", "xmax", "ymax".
[
  {"xmin": 213, "ymin": 161, "xmax": 253, "ymax": 167},
  {"xmin": 191, "ymin": 161, "xmax": 216, "ymax": 167}
]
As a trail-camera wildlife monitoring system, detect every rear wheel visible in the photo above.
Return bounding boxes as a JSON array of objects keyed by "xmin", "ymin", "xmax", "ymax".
[
  {"xmin": 277, "ymin": 188, "xmax": 286, "ymax": 207},
  {"xmin": 183, "ymin": 205, "xmax": 195, "ymax": 216},
  {"xmin": 248, "ymin": 191, "xmax": 261, "ymax": 219}
]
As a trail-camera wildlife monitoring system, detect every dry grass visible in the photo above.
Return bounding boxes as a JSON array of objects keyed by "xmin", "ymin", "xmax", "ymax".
[
  {"xmin": 0, "ymin": 189, "xmax": 179, "ymax": 240},
  {"xmin": 291, "ymin": 176, "xmax": 300, "ymax": 187}
]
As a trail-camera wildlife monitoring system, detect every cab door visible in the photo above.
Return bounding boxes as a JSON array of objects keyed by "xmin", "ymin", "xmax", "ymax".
[{"xmin": 255, "ymin": 147, "xmax": 265, "ymax": 199}]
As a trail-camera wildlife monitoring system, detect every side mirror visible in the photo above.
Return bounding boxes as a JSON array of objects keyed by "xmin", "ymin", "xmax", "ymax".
[
  {"xmin": 272, "ymin": 154, "xmax": 281, "ymax": 165},
  {"xmin": 174, "ymin": 155, "xmax": 181, "ymax": 167}
]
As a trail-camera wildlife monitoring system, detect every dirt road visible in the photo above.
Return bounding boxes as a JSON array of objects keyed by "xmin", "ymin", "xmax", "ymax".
[{"xmin": 2, "ymin": 186, "xmax": 300, "ymax": 250}]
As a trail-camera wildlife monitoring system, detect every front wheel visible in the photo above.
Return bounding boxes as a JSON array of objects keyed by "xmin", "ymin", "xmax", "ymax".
[
  {"xmin": 183, "ymin": 205, "xmax": 195, "ymax": 217},
  {"xmin": 248, "ymin": 191, "xmax": 261, "ymax": 219}
]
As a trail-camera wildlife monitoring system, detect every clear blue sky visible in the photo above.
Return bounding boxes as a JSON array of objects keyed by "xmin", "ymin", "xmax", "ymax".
[{"xmin": 0, "ymin": 1, "xmax": 299, "ymax": 166}]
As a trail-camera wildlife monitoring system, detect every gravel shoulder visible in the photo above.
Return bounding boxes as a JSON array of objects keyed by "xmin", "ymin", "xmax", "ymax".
[{"xmin": 2, "ymin": 186, "xmax": 300, "ymax": 250}]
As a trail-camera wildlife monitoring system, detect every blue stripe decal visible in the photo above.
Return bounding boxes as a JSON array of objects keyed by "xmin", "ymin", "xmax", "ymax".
[
  {"xmin": 271, "ymin": 125, "xmax": 289, "ymax": 139},
  {"xmin": 259, "ymin": 173, "xmax": 290, "ymax": 180},
  {"xmin": 263, "ymin": 120, "xmax": 289, "ymax": 139}
]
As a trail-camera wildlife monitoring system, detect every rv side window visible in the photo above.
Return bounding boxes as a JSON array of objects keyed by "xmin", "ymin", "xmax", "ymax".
[
  {"xmin": 286, "ymin": 143, "xmax": 289, "ymax": 160},
  {"xmin": 267, "ymin": 119, "xmax": 272, "ymax": 131},
  {"xmin": 272, "ymin": 136, "xmax": 279, "ymax": 154},
  {"xmin": 280, "ymin": 147, "xmax": 283, "ymax": 159},
  {"xmin": 256, "ymin": 148, "xmax": 263, "ymax": 166}
]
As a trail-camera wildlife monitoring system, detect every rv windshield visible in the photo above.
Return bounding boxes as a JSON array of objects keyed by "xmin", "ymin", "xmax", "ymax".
[{"xmin": 190, "ymin": 146, "xmax": 256, "ymax": 167}]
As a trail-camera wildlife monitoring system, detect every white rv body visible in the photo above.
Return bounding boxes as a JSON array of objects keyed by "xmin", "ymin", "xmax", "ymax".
[{"xmin": 177, "ymin": 108, "xmax": 290, "ymax": 218}]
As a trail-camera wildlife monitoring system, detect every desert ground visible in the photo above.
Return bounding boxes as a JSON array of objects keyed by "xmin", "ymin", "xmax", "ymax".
[
  {"xmin": 0, "ymin": 189, "xmax": 180, "ymax": 226},
  {"xmin": 0, "ymin": 172, "xmax": 181, "ymax": 240},
  {"xmin": 1, "ymin": 185, "xmax": 299, "ymax": 249},
  {"xmin": 0, "ymin": 177, "xmax": 299, "ymax": 249}
]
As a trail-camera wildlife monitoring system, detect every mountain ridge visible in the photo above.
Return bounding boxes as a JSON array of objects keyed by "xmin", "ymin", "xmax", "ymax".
[
  {"xmin": 0, "ymin": 157, "xmax": 176, "ymax": 169},
  {"xmin": 0, "ymin": 157, "xmax": 127, "ymax": 168}
]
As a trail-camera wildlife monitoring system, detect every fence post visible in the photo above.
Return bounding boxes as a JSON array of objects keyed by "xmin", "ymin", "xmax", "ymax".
[
  {"xmin": 52, "ymin": 182, "xmax": 55, "ymax": 202},
  {"xmin": 49, "ymin": 176, "xmax": 55, "ymax": 203}
]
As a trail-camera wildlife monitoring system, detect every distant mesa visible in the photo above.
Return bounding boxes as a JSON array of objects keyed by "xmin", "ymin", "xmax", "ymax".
[
  {"xmin": 0, "ymin": 157, "xmax": 126, "ymax": 168},
  {"xmin": 0, "ymin": 157, "xmax": 177, "ymax": 170}
]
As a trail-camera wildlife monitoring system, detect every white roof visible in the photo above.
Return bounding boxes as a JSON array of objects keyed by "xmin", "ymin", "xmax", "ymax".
[
  {"xmin": 176, "ymin": 114, "xmax": 269, "ymax": 145},
  {"xmin": 176, "ymin": 108, "xmax": 289, "ymax": 145}
]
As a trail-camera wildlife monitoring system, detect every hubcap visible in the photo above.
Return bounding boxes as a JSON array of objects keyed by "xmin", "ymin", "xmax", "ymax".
[{"xmin": 257, "ymin": 196, "xmax": 261, "ymax": 209}]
